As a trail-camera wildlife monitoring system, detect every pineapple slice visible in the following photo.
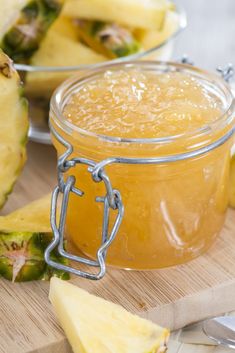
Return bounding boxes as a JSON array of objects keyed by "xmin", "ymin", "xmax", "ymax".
[
  {"xmin": 25, "ymin": 30, "xmax": 106, "ymax": 98},
  {"xmin": 0, "ymin": 194, "xmax": 52, "ymax": 232},
  {"xmin": 29, "ymin": 28, "xmax": 106, "ymax": 68},
  {"xmin": 229, "ymin": 154, "xmax": 235, "ymax": 208},
  {"xmin": 0, "ymin": 0, "xmax": 64, "ymax": 62},
  {"xmin": 0, "ymin": 231, "xmax": 69, "ymax": 282},
  {"xmin": 0, "ymin": 50, "xmax": 28, "ymax": 208},
  {"xmin": 63, "ymin": 0, "xmax": 168, "ymax": 31},
  {"xmin": 0, "ymin": 231, "xmax": 47, "ymax": 282},
  {"xmin": 75, "ymin": 20, "xmax": 141, "ymax": 59},
  {"xmin": 49, "ymin": 277, "xmax": 169, "ymax": 353},
  {"xmin": 0, "ymin": 195, "xmax": 69, "ymax": 281},
  {"xmin": 135, "ymin": 10, "xmax": 180, "ymax": 50}
]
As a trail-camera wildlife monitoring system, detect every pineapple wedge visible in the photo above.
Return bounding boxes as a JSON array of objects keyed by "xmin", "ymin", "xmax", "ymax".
[
  {"xmin": 0, "ymin": 231, "xmax": 69, "ymax": 282},
  {"xmin": 0, "ymin": 195, "xmax": 69, "ymax": 282},
  {"xmin": 0, "ymin": 50, "xmax": 28, "ymax": 208},
  {"xmin": 63, "ymin": 0, "xmax": 168, "ymax": 31},
  {"xmin": 229, "ymin": 154, "xmax": 235, "ymax": 208},
  {"xmin": 75, "ymin": 20, "xmax": 141, "ymax": 58},
  {"xmin": 0, "ymin": 0, "xmax": 64, "ymax": 62},
  {"xmin": 25, "ymin": 30, "xmax": 106, "ymax": 98},
  {"xmin": 0, "ymin": 194, "xmax": 52, "ymax": 232},
  {"xmin": 49, "ymin": 277, "xmax": 169, "ymax": 353},
  {"xmin": 135, "ymin": 10, "xmax": 180, "ymax": 50}
]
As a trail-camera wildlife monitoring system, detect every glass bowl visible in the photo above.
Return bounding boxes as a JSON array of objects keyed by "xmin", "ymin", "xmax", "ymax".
[{"xmin": 15, "ymin": 5, "xmax": 187, "ymax": 145}]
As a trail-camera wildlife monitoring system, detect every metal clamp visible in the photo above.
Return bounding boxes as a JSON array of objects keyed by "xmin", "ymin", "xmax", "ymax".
[
  {"xmin": 216, "ymin": 63, "xmax": 234, "ymax": 82},
  {"xmin": 180, "ymin": 54, "xmax": 194, "ymax": 65},
  {"xmin": 44, "ymin": 126, "xmax": 124, "ymax": 280},
  {"xmin": 179, "ymin": 56, "xmax": 234, "ymax": 83}
]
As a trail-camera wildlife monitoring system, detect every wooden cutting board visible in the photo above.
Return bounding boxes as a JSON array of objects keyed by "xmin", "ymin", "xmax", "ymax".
[{"xmin": 1, "ymin": 142, "xmax": 235, "ymax": 353}]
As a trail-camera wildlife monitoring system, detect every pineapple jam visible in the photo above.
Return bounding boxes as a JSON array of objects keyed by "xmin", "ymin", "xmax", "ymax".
[
  {"xmin": 63, "ymin": 70, "xmax": 222, "ymax": 138},
  {"xmin": 51, "ymin": 62, "xmax": 235, "ymax": 269}
]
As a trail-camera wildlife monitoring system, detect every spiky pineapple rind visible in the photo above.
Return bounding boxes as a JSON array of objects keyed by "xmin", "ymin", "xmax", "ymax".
[
  {"xmin": 1, "ymin": 0, "xmax": 64, "ymax": 62},
  {"xmin": 76, "ymin": 20, "xmax": 141, "ymax": 58},
  {"xmin": 0, "ymin": 232, "xmax": 70, "ymax": 282}
]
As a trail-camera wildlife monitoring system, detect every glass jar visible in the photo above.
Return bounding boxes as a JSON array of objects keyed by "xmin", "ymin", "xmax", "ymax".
[{"xmin": 48, "ymin": 61, "xmax": 235, "ymax": 276}]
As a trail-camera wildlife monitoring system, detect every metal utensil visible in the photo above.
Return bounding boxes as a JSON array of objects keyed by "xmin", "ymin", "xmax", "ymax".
[{"xmin": 203, "ymin": 316, "xmax": 235, "ymax": 349}]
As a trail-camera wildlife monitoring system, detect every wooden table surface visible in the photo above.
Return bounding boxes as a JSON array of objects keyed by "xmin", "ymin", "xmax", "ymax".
[{"xmin": 1, "ymin": 1, "xmax": 235, "ymax": 352}]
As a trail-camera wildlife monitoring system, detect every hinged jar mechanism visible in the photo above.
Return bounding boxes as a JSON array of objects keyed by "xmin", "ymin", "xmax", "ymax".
[{"xmin": 45, "ymin": 61, "xmax": 235, "ymax": 280}]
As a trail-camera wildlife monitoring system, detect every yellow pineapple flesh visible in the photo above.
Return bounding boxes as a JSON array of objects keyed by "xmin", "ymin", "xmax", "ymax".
[
  {"xmin": 0, "ymin": 50, "xmax": 28, "ymax": 208},
  {"xmin": 25, "ymin": 29, "xmax": 106, "ymax": 98},
  {"xmin": 0, "ymin": 194, "xmax": 53, "ymax": 232},
  {"xmin": 63, "ymin": 0, "xmax": 168, "ymax": 31},
  {"xmin": 135, "ymin": 10, "xmax": 180, "ymax": 50},
  {"xmin": 50, "ymin": 16, "xmax": 78, "ymax": 41},
  {"xmin": 49, "ymin": 277, "xmax": 169, "ymax": 353}
]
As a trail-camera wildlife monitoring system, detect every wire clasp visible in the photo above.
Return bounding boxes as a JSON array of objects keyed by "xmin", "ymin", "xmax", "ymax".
[{"xmin": 44, "ymin": 126, "xmax": 124, "ymax": 280}]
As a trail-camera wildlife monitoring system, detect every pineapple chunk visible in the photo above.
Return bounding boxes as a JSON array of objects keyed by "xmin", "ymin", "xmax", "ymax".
[
  {"xmin": 0, "ymin": 50, "xmax": 28, "ymax": 208},
  {"xmin": 136, "ymin": 10, "xmax": 180, "ymax": 50},
  {"xmin": 0, "ymin": 195, "xmax": 69, "ymax": 282},
  {"xmin": 0, "ymin": 0, "xmax": 64, "ymax": 62},
  {"xmin": 29, "ymin": 28, "xmax": 106, "ymax": 66},
  {"xmin": 229, "ymin": 154, "xmax": 235, "ymax": 208},
  {"xmin": 0, "ymin": 194, "xmax": 53, "ymax": 232},
  {"xmin": 63, "ymin": 0, "xmax": 168, "ymax": 31},
  {"xmin": 0, "ymin": 231, "xmax": 48, "ymax": 282},
  {"xmin": 75, "ymin": 20, "xmax": 141, "ymax": 59},
  {"xmin": 25, "ymin": 30, "xmax": 106, "ymax": 98},
  {"xmin": 49, "ymin": 277, "xmax": 169, "ymax": 353}
]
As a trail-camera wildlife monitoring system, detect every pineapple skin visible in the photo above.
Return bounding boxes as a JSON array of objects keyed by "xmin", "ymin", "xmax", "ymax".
[
  {"xmin": 0, "ymin": 196, "xmax": 69, "ymax": 281},
  {"xmin": 1, "ymin": 0, "xmax": 64, "ymax": 62},
  {"xmin": 0, "ymin": 50, "xmax": 29, "ymax": 208},
  {"xmin": 229, "ymin": 154, "xmax": 235, "ymax": 208},
  {"xmin": 0, "ymin": 231, "xmax": 70, "ymax": 282},
  {"xmin": 0, "ymin": 232, "xmax": 46, "ymax": 281},
  {"xmin": 75, "ymin": 20, "xmax": 141, "ymax": 59}
]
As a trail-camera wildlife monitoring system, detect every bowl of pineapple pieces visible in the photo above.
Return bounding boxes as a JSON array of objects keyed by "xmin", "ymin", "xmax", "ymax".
[{"xmin": 0, "ymin": 0, "xmax": 186, "ymax": 144}]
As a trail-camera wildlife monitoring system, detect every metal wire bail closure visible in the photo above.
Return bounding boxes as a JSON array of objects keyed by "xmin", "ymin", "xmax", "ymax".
[{"xmin": 44, "ymin": 125, "xmax": 124, "ymax": 280}]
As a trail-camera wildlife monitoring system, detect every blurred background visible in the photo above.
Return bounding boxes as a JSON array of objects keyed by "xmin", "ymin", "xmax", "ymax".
[{"xmin": 174, "ymin": 0, "xmax": 235, "ymax": 69}]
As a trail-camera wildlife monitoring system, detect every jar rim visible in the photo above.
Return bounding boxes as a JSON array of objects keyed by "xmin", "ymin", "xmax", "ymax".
[{"xmin": 50, "ymin": 60, "xmax": 235, "ymax": 145}]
